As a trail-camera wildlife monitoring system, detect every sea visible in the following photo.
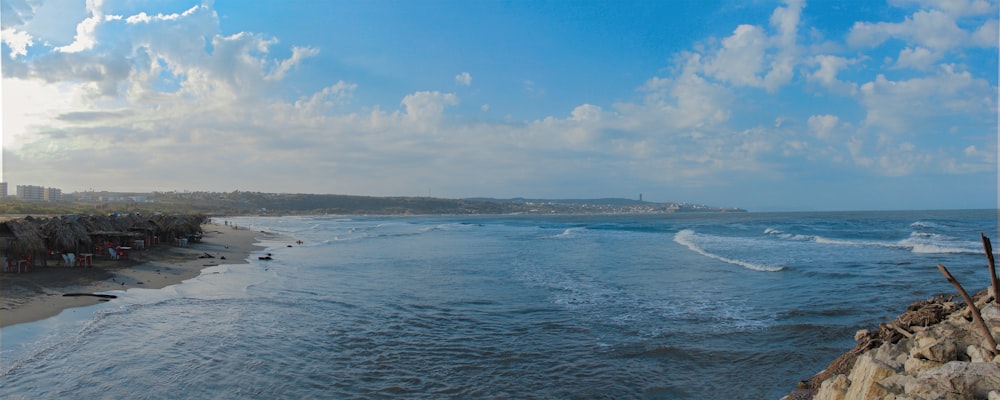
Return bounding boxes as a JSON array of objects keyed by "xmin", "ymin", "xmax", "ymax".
[{"xmin": 1, "ymin": 209, "xmax": 997, "ymax": 399}]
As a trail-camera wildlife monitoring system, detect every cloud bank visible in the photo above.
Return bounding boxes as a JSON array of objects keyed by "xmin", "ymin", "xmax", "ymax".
[{"xmin": 1, "ymin": 0, "xmax": 996, "ymax": 210}]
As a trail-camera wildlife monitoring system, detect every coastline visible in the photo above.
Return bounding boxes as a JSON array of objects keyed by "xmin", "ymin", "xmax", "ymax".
[
  {"xmin": 785, "ymin": 288, "xmax": 1000, "ymax": 399},
  {"xmin": 1, "ymin": 223, "xmax": 265, "ymax": 328}
]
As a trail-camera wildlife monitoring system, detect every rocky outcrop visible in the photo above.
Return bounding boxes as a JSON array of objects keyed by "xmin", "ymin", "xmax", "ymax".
[{"xmin": 785, "ymin": 290, "xmax": 1000, "ymax": 400}]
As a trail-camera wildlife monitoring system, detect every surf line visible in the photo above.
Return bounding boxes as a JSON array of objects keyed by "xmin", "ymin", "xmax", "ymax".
[{"xmin": 673, "ymin": 229, "xmax": 784, "ymax": 272}]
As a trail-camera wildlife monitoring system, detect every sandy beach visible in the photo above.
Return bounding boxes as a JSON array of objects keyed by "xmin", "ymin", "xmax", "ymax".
[{"xmin": 0, "ymin": 223, "xmax": 268, "ymax": 328}]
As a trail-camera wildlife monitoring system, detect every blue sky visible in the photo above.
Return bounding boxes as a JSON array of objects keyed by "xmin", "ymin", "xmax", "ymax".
[{"xmin": 1, "ymin": 0, "xmax": 997, "ymax": 211}]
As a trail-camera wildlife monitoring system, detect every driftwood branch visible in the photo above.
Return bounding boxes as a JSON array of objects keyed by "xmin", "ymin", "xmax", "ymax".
[
  {"xmin": 983, "ymin": 233, "xmax": 999, "ymax": 302},
  {"xmin": 890, "ymin": 322, "xmax": 914, "ymax": 339},
  {"xmin": 937, "ymin": 263, "xmax": 998, "ymax": 357}
]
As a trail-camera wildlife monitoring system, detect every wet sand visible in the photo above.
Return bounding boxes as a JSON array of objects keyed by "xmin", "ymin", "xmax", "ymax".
[{"xmin": 1, "ymin": 223, "xmax": 267, "ymax": 328}]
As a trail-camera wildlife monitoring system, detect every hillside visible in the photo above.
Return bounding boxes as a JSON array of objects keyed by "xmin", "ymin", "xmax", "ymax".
[{"xmin": 0, "ymin": 191, "xmax": 745, "ymax": 216}]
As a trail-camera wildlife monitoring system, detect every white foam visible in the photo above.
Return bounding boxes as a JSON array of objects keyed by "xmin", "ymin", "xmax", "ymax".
[
  {"xmin": 764, "ymin": 228, "xmax": 815, "ymax": 241},
  {"xmin": 910, "ymin": 220, "xmax": 944, "ymax": 229},
  {"xmin": 674, "ymin": 230, "xmax": 784, "ymax": 272},
  {"xmin": 764, "ymin": 226, "xmax": 984, "ymax": 255},
  {"xmin": 541, "ymin": 227, "xmax": 585, "ymax": 239}
]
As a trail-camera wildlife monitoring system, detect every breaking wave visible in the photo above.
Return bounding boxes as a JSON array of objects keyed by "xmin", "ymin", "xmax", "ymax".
[
  {"xmin": 673, "ymin": 230, "xmax": 784, "ymax": 272},
  {"xmin": 764, "ymin": 227, "xmax": 983, "ymax": 255}
]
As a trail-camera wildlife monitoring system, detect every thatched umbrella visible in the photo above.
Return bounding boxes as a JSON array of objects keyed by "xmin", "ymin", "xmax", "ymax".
[
  {"xmin": 153, "ymin": 214, "xmax": 206, "ymax": 243},
  {"xmin": 38, "ymin": 216, "xmax": 93, "ymax": 254},
  {"xmin": 0, "ymin": 218, "xmax": 46, "ymax": 267},
  {"xmin": 128, "ymin": 218, "xmax": 157, "ymax": 249}
]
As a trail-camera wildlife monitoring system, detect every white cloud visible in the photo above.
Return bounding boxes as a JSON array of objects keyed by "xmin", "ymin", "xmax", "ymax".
[
  {"xmin": 569, "ymin": 104, "xmax": 603, "ymax": 122},
  {"xmin": 859, "ymin": 66, "xmax": 995, "ymax": 134},
  {"xmin": 630, "ymin": 55, "xmax": 733, "ymax": 133},
  {"xmin": 807, "ymin": 55, "xmax": 858, "ymax": 94},
  {"xmin": 54, "ymin": 0, "xmax": 122, "ymax": 53},
  {"xmin": 1, "ymin": 27, "xmax": 33, "ymax": 58},
  {"xmin": 291, "ymin": 81, "xmax": 357, "ymax": 117},
  {"xmin": 2, "ymin": 0, "xmax": 995, "ymax": 205},
  {"xmin": 269, "ymin": 46, "xmax": 320, "ymax": 81},
  {"xmin": 894, "ymin": 46, "xmax": 940, "ymax": 69},
  {"xmin": 770, "ymin": 0, "xmax": 804, "ymax": 47},
  {"xmin": 125, "ymin": 5, "xmax": 199, "ymax": 24},
  {"xmin": 808, "ymin": 114, "xmax": 840, "ymax": 141},
  {"xmin": 704, "ymin": 24, "xmax": 769, "ymax": 87},
  {"xmin": 692, "ymin": 0, "xmax": 804, "ymax": 93},
  {"xmin": 401, "ymin": 91, "xmax": 459, "ymax": 132},
  {"xmin": 2, "ymin": 77, "xmax": 90, "ymax": 151},
  {"xmin": 847, "ymin": 6, "xmax": 997, "ymax": 51},
  {"xmin": 971, "ymin": 19, "xmax": 999, "ymax": 46},
  {"xmin": 889, "ymin": 0, "xmax": 995, "ymax": 17}
]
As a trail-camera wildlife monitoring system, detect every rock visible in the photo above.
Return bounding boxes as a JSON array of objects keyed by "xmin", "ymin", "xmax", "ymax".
[
  {"xmin": 916, "ymin": 362, "xmax": 1000, "ymax": 399},
  {"xmin": 911, "ymin": 336, "xmax": 958, "ymax": 363},
  {"xmin": 792, "ymin": 290, "xmax": 1000, "ymax": 400},
  {"xmin": 968, "ymin": 344, "xmax": 993, "ymax": 363},
  {"xmin": 872, "ymin": 341, "xmax": 908, "ymax": 370},
  {"xmin": 812, "ymin": 374, "xmax": 849, "ymax": 400},
  {"xmin": 878, "ymin": 373, "xmax": 919, "ymax": 395},
  {"xmin": 983, "ymin": 304, "xmax": 1000, "ymax": 321},
  {"xmin": 844, "ymin": 353, "xmax": 899, "ymax": 399},
  {"xmin": 904, "ymin": 357, "xmax": 943, "ymax": 374}
]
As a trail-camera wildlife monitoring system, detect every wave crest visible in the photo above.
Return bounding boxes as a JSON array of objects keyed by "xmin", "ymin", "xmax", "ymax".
[{"xmin": 674, "ymin": 230, "xmax": 784, "ymax": 272}]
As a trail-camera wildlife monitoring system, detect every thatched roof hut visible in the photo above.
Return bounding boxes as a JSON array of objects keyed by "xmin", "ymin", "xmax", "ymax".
[
  {"xmin": 0, "ymin": 213, "xmax": 207, "ymax": 260},
  {"xmin": 37, "ymin": 215, "xmax": 93, "ymax": 252},
  {"xmin": 0, "ymin": 218, "xmax": 46, "ymax": 256},
  {"xmin": 149, "ymin": 214, "xmax": 205, "ymax": 240}
]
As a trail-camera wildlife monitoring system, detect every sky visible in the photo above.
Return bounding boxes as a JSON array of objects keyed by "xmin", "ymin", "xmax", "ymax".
[{"xmin": 0, "ymin": 0, "xmax": 997, "ymax": 211}]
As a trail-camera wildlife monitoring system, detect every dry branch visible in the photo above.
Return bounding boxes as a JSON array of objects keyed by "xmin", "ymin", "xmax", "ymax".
[
  {"xmin": 983, "ymin": 233, "xmax": 999, "ymax": 302},
  {"xmin": 936, "ymin": 263, "xmax": 998, "ymax": 357}
]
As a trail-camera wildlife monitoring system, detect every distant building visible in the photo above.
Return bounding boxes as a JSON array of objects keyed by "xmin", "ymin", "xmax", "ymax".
[
  {"xmin": 44, "ymin": 187, "xmax": 62, "ymax": 202},
  {"xmin": 0, "ymin": 182, "xmax": 7, "ymax": 198},
  {"xmin": 14, "ymin": 185, "xmax": 63, "ymax": 201},
  {"xmin": 17, "ymin": 185, "xmax": 45, "ymax": 201}
]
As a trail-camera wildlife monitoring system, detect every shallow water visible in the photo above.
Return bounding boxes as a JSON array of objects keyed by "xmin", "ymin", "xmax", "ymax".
[{"xmin": 2, "ymin": 210, "xmax": 996, "ymax": 399}]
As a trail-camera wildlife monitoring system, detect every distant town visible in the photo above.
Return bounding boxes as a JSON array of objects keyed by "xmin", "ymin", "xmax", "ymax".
[{"xmin": 0, "ymin": 182, "xmax": 745, "ymax": 216}]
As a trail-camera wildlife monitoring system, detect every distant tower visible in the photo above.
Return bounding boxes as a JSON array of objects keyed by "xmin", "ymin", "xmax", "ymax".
[{"xmin": 639, "ymin": 193, "xmax": 643, "ymax": 202}]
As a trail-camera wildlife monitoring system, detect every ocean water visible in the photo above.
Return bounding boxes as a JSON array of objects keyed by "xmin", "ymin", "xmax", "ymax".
[{"xmin": 1, "ymin": 210, "xmax": 997, "ymax": 399}]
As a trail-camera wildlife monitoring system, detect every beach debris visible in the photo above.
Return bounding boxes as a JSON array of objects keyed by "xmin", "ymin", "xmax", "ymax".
[
  {"xmin": 198, "ymin": 252, "xmax": 215, "ymax": 258},
  {"xmin": 259, "ymin": 253, "xmax": 273, "ymax": 260},
  {"xmin": 63, "ymin": 293, "xmax": 117, "ymax": 299},
  {"xmin": 983, "ymin": 233, "xmax": 999, "ymax": 303},
  {"xmin": 937, "ymin": 263, "xmax": 998, "ymax": 357}
]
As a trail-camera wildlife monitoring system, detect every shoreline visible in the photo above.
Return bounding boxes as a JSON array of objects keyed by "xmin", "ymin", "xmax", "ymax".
[
  {"xmin": 1, "ymin": 223, "xmax": 266, "ymax": 328},
  {"xmin": 784, "ymin": 288, "xmax": 1000, "ymax": 399}
]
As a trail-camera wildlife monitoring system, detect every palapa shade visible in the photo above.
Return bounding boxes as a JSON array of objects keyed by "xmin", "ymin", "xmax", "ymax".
[
  {"xmin": 0, "ymin": 218, "xmax": 46, "ymax": 256},
  {"xmin": 37, "ymin": 216, "xmax": 94, "ymax": 252}
]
